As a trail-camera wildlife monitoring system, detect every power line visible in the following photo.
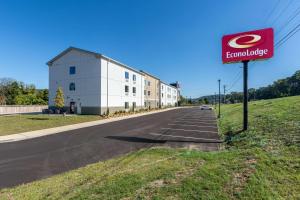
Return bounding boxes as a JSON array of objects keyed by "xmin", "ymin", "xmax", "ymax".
[
  {"xmin": 276, "ymin": 5, "xmax": 300, "ymax": 35},
  {"xmin": 227, "ymin": 75, "xmax": 242, "ymax": 92},
  {"xmin": 265, "ymin": 0, "xmax": 281, "ymax": 24},
  {"xmin": 276, "ymin": 23, "xmax": 300, "ymax": 48},
  {"xmin": 271, "ymin": 0, "xmax": 294, "ymax": 26}
]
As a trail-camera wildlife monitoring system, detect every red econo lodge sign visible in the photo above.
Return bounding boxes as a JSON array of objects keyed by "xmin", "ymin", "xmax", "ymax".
[{"xmin": 222, "ymin": 28, "xmax": 274, "ymax": 63}]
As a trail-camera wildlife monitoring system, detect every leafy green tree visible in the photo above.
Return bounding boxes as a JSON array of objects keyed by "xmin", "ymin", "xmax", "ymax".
[
  {"xmin": 204, "ymin": 98, "xmax": 209, "ymax": 104},
  {"xmin": 54, "ymin": 87, "xmax": 64, "ymax": 109}
]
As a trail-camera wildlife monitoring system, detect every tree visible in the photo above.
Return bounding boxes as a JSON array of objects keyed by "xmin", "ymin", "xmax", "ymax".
[
  {"xmin": 203, "ymin": 98, "xmax": 209, "ymax": 104},
  {"xmin": 54, "ymin": 87, "xmax": 64, "ymax": 109}
]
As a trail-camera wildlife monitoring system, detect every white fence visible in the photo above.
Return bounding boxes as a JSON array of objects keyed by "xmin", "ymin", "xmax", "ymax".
[{"xmin": 0, "ymin": 105, "xmax": 48, "ymax": 115}]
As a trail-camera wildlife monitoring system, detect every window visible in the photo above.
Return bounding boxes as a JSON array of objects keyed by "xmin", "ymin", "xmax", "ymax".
[
  {"xmin": 144, "ymin": 90, "xmax": 146, "ymax": 95},
  {"xmin": 125, "ymin": 85, "xmax": 129, "ymax": 93},
  {"xmin": 148, "ymin": 91, "xmax": 150, "ymax": 96},
  {"xmin": 125, "ymin": 102, "xmax": 129, "ymax": 109},
  {"xmin": 69, "ymin": 66, "xmax": 76, "ymax": 75},
  {"xmin": 133, "ymin": 74, "xmax": 136, "ymax": 81},
  {"xmin": 161, "ymin": 85, "xmax": 164, "ymax": 90},
  {"xmin": 144, "ymin": 102, "xmax": 147, "ymax": 107},
  {"xmin": 133, "ymin": 102, "xmax": 136, "ymax": 108},
  {"xmin": 69, "ymin": 83, "xmax": 75, "ymax": 91},
  {"xmin": 162, "ymin": 93, "xmax": 164, "ymax": 97},
  {"xmin": 148, "ymin": 81, "xmax": 151, "ymax": 86},
  {"xmin": 144, "ymin": 80, "xmax": 147, "ymax": 85},
  {"xmin": 125, "ymin": 71, "xmax": 129, "ymax": 79},
  {"xmin": 133, "ymin": 87, "xmax": 136, "ymax": 95}
]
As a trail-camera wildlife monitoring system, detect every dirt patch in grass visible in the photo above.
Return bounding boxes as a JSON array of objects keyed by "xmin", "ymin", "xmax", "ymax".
[
  {"xmin": 225, "ymin": 157, "xmax": 257, "ymax": 198},
  {"xmin": 132, "ymin": 160, "xmax": 205, "ymax": 199}
]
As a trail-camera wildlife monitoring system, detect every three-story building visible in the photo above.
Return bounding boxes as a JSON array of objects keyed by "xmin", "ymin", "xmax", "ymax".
[{"xmin": 47, "ymin": 47, "xmax": 145, "ymax": 115}]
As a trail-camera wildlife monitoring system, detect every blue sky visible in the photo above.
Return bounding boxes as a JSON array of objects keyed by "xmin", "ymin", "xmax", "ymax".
[{"xmin": 0, "ymin": 0, "xmax": 299, "ymax": 97}]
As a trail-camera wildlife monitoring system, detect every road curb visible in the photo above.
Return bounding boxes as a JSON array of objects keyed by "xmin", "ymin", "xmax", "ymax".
[{"xmin": 0, "ymin": 107, "xmax": 181, "ymax": 143}]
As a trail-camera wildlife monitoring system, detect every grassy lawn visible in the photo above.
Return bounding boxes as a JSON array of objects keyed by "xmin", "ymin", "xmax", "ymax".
[
  {"xmin": 0, "ymin": 96, "xmax": 299, "ymax": 199},
  {"xmin": 0, "ymin": 114, "xmax": 101, "ymax": 136}
]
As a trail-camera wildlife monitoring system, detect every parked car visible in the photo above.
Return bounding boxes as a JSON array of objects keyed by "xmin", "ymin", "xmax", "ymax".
[{"xmin": 200, "ymin": 105, "xmax": 213, "ymax": 110}]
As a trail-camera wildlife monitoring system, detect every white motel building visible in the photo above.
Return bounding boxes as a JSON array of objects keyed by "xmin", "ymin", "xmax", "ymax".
[{"xmin": 47, "ymin": 47, "xmax": 179, "ymax": 115}]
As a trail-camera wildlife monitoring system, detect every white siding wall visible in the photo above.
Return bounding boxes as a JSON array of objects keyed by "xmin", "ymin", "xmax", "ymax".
[
  {"xmin": 160, "ymin": 82, "xmax": 178, "ymax": 107},
  {"xmin": 100, "ymin": 58, "xmax": 144, "ymax": 111},
  {"xmin": 49, "ymin": 50, "xmax": 101, "ymax": 108},
  {"xmin": 172, "ymin": 88, "xmax": 178, "ymax": 105}
]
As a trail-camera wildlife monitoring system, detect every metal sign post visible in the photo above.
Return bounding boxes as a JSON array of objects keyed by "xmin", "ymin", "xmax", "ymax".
[
  {"xmin": 218, "ymin": 79, "xmax": 221, "ymax": 118},
  {"xmin": 243, "ymin": 60, "xmax": 249, "ymax": 130}
]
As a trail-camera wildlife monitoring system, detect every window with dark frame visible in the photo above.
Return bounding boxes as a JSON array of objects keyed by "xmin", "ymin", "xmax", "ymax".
[
  {"xmin": 125, "ymin": 71, "xmax": 129, "ymax": 79},
  {"xmin": 69, "ymin": 82, "xmax": 75, "ymax": 91},
  {"xmin": 125, "ymin": 85, "xmax": 129, "ymax": 93},
  {"xmin": 125, "ymin": 102, "xmax": 129, "ymax": 109},
  {"xmin": 133, "ymin": 87, "xmax": 136, "ymax": 94},
  {"xmin": 133, "ymin": 74, "xmax": 136, "ymax": 81},
  {"xmin": 148, "ymin": 91, "xmax": 150, "ymax": 96},
  {"xmin": 69, "ymin": 66, "xmax": 76, "ymax": 75}
]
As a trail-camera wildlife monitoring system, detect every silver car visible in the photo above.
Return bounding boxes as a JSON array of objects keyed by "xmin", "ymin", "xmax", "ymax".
[{"xmin": 200, "ymin": 105, "xmax": 213, "ymax": 110}]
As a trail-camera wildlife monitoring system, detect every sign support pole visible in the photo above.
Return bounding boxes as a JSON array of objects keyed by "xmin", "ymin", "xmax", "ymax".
[
  {"xmin": 243, "ymin": 60, "xmax": 249, "ymax": 131},
  {"xmin": 218, "ymin": 79, "xmax": 221, "ymax": 118}
]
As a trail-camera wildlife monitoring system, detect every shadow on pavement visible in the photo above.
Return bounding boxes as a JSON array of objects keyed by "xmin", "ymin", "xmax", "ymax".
[
  {"xmin": 106, "ymin": 136, "xmax": 223, "ymax": 144},
  {"xmin": 106, "ymin": 136, "xmax": 166, "ymax": 143}
]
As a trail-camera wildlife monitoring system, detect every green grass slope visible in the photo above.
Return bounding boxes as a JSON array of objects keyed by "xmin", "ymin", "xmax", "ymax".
[{"xmin": 0, "ymin": 96, "xmax": 299, "ymax": 199}]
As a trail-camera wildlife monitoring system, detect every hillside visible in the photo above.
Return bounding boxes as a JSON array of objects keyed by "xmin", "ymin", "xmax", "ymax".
[{"xmin": 1, "ymin": 96, "xmax": 299, "ymax": 199}]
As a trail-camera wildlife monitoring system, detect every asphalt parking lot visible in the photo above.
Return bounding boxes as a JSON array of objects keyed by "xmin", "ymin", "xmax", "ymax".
[{"xmin": 0, "ymin": 107, "xmax": 221, "ymax": 188}]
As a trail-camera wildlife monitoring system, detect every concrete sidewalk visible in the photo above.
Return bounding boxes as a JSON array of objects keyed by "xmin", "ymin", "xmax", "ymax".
[{"xmin": 0, "ymin": 107, "xmax": 180, "ymax": 143}]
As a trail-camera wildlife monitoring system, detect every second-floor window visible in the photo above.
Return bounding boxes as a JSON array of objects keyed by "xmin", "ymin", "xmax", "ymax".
[
  {"xmin": 69, "ymin": 83, "xmax": 75, "ymax": 91},
  {"xmin": 125, "ymin": 85, "xmax": 129, "ymax": 93},
  {"xmin": 148, "ymin": 91, "xmax": 150, "ymax": 96},
  {"xmin": 133, "ymin": 87, "xmax": 136, "ymax": 94},
  {"xmin": 148, "ymin": 81, "xmax": 151, "ymax": 86},
  {"xmin": 125, "ymin": 71, "xmax": 129, "ymax": 79},
  {"xmin": 69, "ymin": 66, "xmax": 76, "ymax": 75},
  {"xmin": 133, "ymin": 74, "xmax": 136, "ymax": 81}
]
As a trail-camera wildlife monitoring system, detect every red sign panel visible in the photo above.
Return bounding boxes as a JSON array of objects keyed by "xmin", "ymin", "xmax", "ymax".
[{"xmin": 222, "ymin": 28, "xmax": 274, "ymax": 63}]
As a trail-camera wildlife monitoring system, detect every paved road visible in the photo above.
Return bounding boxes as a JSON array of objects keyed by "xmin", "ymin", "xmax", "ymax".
[{"xmin": 0, "ymin": 107, "xmax": 221, "ymax": 188}]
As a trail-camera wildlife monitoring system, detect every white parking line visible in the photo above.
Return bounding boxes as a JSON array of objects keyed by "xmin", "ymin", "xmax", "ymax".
[
  {"xmin": 176, "ymin": 118, "xmax": 216, "ymax": 121},
  {"xmin": 168, "ymin": 123, "xmax": 217, "ymax": 129},
  {"xmin": 174, "ymin": 120, "xmax": 217, "ymax": 124},
  {"xmin": 149, "ymin": 133, "xmax": 222, "ymax": 142},
  {"xmin": 161, "ymin": 128, "xmax": 218, "ymax": 134}
]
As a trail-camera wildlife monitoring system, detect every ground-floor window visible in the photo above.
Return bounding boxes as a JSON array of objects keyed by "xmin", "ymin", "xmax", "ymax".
[
  {"xmin": 133, "ymin": 102, "xmax": 136, "ymax": 108},
  {"xmin": 125, "ymin": 102, "xmax": 129, "ymax": 109},
  {"xmin": 144, "ymin": 102, "xmax": 147, "ymax": 107}
]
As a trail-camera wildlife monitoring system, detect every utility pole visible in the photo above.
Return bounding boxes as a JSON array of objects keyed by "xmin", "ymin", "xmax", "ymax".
[
  {"xmin": 223, "ymin": 85, "xmax": 226, "ymax": 104},
  {"xmin": 243, "ymin": 60, "xmax": 249, "ymax": 131},
  {"xmin": 218, "ymin": 79, "xmax": 221, "ymax": 118}
]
